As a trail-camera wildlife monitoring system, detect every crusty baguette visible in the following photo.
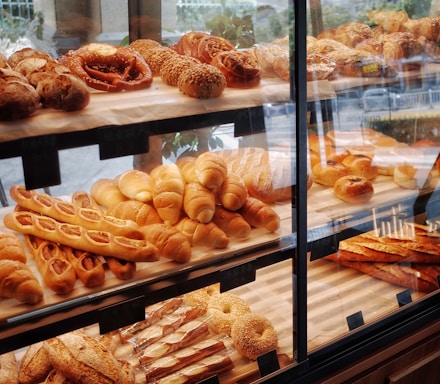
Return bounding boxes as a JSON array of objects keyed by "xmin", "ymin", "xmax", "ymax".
[
  {"xmin": 24, "ymin": 236, "xmax": 76, "ymax": 295},
  {"xmin": 175, "ymin": 218, "xmax": 229, "ymax": 249},
  {"xmin": 0, "ymin": 259, "xmax": 43, "ymax": 304},
  {"xmin": 238, "ymin": 197, "xmax": 280, "ymax": 232},
  {"xmin": 216, "ymin": 174, "xmax": 248, "ymax": 211},
  {"xmin": 9, "ymin": 185, "xmax": 142, "ymax": 239},
  {"xmin": 106, "ymin": 200, "xmax": 162, "ymax": 227},
  {"xmin": 155, "ymin": 353, "xmax": 234, "ymax": 384},
  {"xmin": 151, "ymin": 164, "xmax": 185, "ymax": 225},
  {"xmin": 61, "ymin": 245, "xmax": 105, "ymax": 287},
  {"xmin": 44, "ymin": 331, "xmax": 131, "ymax": 384},
  {"xmin": 71, "ymin": 190, "xmax": 102, "ymax": 211},
  {"xmin": 212, "ymin": 205, "xmax": 251, "ymax": 239},
  {"xmin": 194, "ymin": 152, "xmax": 227, "ymax": 190},
  {"xmin": 144, "ymin": 338, "xmax": 226, "ymax": 381},
  {"xmin": 141, "ymin": 223, "xmax": 192, "ymax": 263},
  {"xmin": 0, "ymin": 230, "xmax": 27, "ymax": 263},
  {"xmin": 0, "ymin": 352, "xmax": 18, "ymax": 384},
  {"xmin": 116, "ymin": 169, "xmax": 154, "ymax": 202},
  {"xmin": 18, "ymin": 342, "xmax": 53, "ymax": 384},
  {"xmin": 5, "ymin": 211, "xmax": 158, "ymax": 263},
  {"xmin": 183, "ymin": 182, "xmax": 216, "ymax": 223}
]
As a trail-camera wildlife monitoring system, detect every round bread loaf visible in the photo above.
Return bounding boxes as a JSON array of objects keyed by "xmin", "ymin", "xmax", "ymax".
[
  {"xmin": 0, "ymin": 80, "xmax": 40, "ymax": 121},
  {"xmin": 178, "ymin": 63, "xmax": 226, "ymax": 98},
  {"xmin": 333, "ymin": 175, "xmax": 374, "ymax": 203},
  {"xmin": 342, "ymin": 154, "xmax": 378, "ymax": 180},
  {"xmin": 160, "ymin": 55, "xmax": 199, "ymax": 86},
  {"xmin": 312, "ymin": 160, "xmax": 349, "ymax": 186}
]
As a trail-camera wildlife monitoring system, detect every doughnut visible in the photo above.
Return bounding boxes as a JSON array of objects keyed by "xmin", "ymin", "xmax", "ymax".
[
  {"xmin": 231, "ymin": 313, "xmax": 278, "ymax": 360},
  {"xmin": 160, "ymin": 55, "xmax": 200, "ymax": 86},
  {"xmin": 177, "ymin": 63, "xmax": 226, "ymax": 99},
  {"xmin": 342, "ymin": 154, "xmax": 378, "ymax": 180},
  {"xmin": 184, "ymin": 283, "xmax": 220, "ymax": 310},
  {"xmin": 333, "ymin": 175, "xmax": 374, "ymax": 204},
  {"xmin": 207, "ymin": 292, "xmax": 251, "ymax": 335},
  {"xmin": 312, "ymin": 160, "xmax": 349, "ymax": 186}
]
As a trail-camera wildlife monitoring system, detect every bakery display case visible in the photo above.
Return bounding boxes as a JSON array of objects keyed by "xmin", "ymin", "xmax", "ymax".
[{"xmin": 0, "ymin": 0, "xmax": 439, "ymax": 383}]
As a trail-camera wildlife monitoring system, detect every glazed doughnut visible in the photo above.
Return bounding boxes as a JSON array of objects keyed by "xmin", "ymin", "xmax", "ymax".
[
  {"xmin": 342, "ymin": 154, "xmax": 378, "ymax": 180},
  {"xmin": 333, "ymin": 175, "xmax": 374, "ymax": 203},
  {"xmin": 312, "ymin": 160, "xmax": 349, "ymax": 186},
  {"xmin": 211, "ymin": 50, "xmax": 261, "ymax": 88},
  {"xmin": 207, "ymin": 292, "xmax": 251, "ymax": 335},
  {"xmin": 177, "ymin": 63, "xmax": 226, "ymax": 99},
  {"xmin": 231, "ymin": 313, "xmax": 278, "ymax": 360},
  {"xmin": 196, "ymin": 35, "xmax": 235, "ymax": 63},
  {"xmin": 160, "ymin": 55, "xmax": 200, "ymax": 86}
]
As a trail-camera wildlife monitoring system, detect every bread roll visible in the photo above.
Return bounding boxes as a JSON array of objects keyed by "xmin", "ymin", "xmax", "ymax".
[
  {"xmin": 18, "ymin": 342, "xmax": 53, "ymax": 384},
  {"xmin": 333, "ymin": 175, "xmax": 374, "ymax": 204},
  {"xmin": 216, "ymin": 174, "xmax": 248, "ymax": 211},
  {"xmin": 238, "ymin": 197, "xmax": 280, "ymax": 232},
  {"xmin": 178, "ymin": 63, "xmax": 227, "ymax": 98},
  {"xmin": 90, "ymin": 178, "xmax": 128, "ymax": 209},
  {"xmin": 116, "ymin": 169, "xmax": 154, "ymax": 202},
  {"xmin": 0, "ymin": 230, "xmax": 27, "ymax": 263},
  {"xmin": 151, "ymin": 164, "xmax": 185, "ymax": 225},
  {"xmin": 342, "ymin": 154, "xmax": 378, "ymax": 180},
  {"xmin": 107, "ymin": 200, "xmax": 162, "ymax": 227},
  {"xmin": 183, "ymin": 182, "xmax": 216, "ymax": 223},
  {"xmin": 212, "ymin": 205, "xmax": 252, "ymax": 239},
  {"xmin": 176, "ymin": 218, "xmax": 229, "ymax": 249},
  {"xmin": 176, "ymin": 156, "xmax": 199, "ymax": 184},
  {"xmin": 0, "ymin": 352, "xmax": 18, "ymax": 384},
  {"xmin": 0, "ymin": 259, "xmax": 43, "ymax": 304},
  {"xmin": 394, "ymin": 163, "xmax": 432, "ymax": 189},
  {"xmin": 160, "ymin": 55, "xmax": 199, "ymax": 86},
  {"xmin": 0, "ymin": 80, "xmax": 40, "ymax": 121},
  {"xmin": 194, "ymin": 152, "xmax": 227, "ymax": 190},
  {"xmin": 312, "ymin": 160, "xmax": 349, "ymax": 186}
]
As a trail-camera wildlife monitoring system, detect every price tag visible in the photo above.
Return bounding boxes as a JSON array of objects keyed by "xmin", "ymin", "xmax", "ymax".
[
  {"xmin": 346, "ymin": 311, "xmax": 364, "ymax": 331},
  {"xmin": 20, "ymin": 136, "xmax": 61, "ymax": 189},
  {"xmin": 98, "ymin": 124, "xmax": 150, "ymax": 159},
  {"xmin": 258, "ymin": 349, "xmax": 280, "ymax": 377},
  {"xmin": 98, "ymin": 296, "xmax": 145, "ymax": 334},
  {"xmin": 234, "ymin": 107, "xmax": 266, "ymax": 137},
  {"xmin": 396, "ymin": 289, "xmax": 412, "ymax": 307},
  {"xmin": 219, "ymin": 260, "xmax": 256, "ymax": 292}
]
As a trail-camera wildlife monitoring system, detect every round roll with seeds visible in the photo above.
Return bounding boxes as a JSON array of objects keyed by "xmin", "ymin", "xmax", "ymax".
[
  {"xmin": 178, "ymin": 63, "xmax": 226, "ymax": 98},
  {"xmin": 160, "ymin": 55, "xmax": 200, "ymax": 86}
]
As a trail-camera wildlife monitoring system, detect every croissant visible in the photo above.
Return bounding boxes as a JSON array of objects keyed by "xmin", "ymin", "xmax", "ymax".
[
  {"xmin": 107, "ymin": 200, "xmax": 162, "ymax": 227},
  {"xmin": 0, "ymin": 230, "xmax": 27, "ymax": 263},
  {"xmin": 238, "ymin": 197, "xmax": 280, "ymax": 232},
  {"xmin": 116, "ymin": 169, "xmax": 154, "ymax": 203},
  {"xmin": 183, "ymin": 182, "xmax": 216, "ymax": 223},
  {"xmin": 151, "ymin": 164, "xmax": 185, "ymax": 225},
  {"xmin": 216, "ymin": 174, "xmax": 248, "ymax": 211},
  {"xmin": 0, "ymin": 259, "xmax": 43, "ymax": 304},
  {"xmin": 141, "ymin": 223, "xmax": 192, "ymax": 263},
  {"xmin": 212, "ymin": 206, "xmax": 251, "ymax": 239},
  {"xmin": 175, "ymin": 218, "xmax": 229, "ymax": 249},
  {"xmin": 194, "ymin": 152, "xmax": 227, "ymax": 190},
  {"xmin": 176, "ymin": 156, "xmax": 199, "ymax": 183}
]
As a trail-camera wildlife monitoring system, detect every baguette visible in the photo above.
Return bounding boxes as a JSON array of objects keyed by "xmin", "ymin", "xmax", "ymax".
[
  {"xmin": 144, "ymin": 338, "xmax": 226, "ymax": 381},
  {"xmin": 151, "ymin": 164, "xmax": 185, "ymax": 225},
  {"xmin": 0, "ymin": 259, "xmax": 43, "ymax": 304},
  {"xmin": 61, "ymin": 245, "xmax": 105, "ymax": 287},
  {"xmin": 18, "ymin": 342, "xmax": 53, "ymax": 384},
  {"xmin": 0, "ymin": 230, "xmax": 27, "ymax": 263},
  {"xmin": 141, "ymin": 223, "xmax": 192, "ymax": 263},
  {"xmin": 0, "ymin": 352, "xmax": 18, "ymax": 384},
  {"xmin": 175, "ymin": 218, "xmax": 229, "ymax": 249},
  {"xmin": 104, "ymin": 257, "xmax": 136, "ymax": 280},
  {"xmin": 194, "ymin": 152, "xmax": 227, "ymax": 190},
  {"xmin": 212, "ymin": 205, "xmax": 251, "ymax": 239},
  {"xmin": 116, "ymin": 169, "xmax": 154, "ymax": 202},
  {"xmin": 216, "ymin": 174, "xmax": 248, "ymax": 211},
  {"xmin": 25, "ymin": 236, "xmax": 76, "ymax": 295},
  {"xmin": 44, "ymin": 331, "xmax": 133, "ymax": 384},
  {"xmin": 139, "ymin": 319, "xmax": 209, "ymax": 365},
  {"xmin": 156, "ymin": 353, "xmax": 234, "ymax": 384},
  {"xmin": 183, "ymin": 182, "xmax": 216, "ymax": 223},
  {"xmin": 71, "ymin": 190, "xmax": 102, "ymax": 210},
  {"xmin": 5, "ymin": 211, "xmax": 159, "ymax": 262},
  {"xmin": 9, "ymin": 185, "xmax": 143, "ymax": 239},
  {"xmin": 238, "ymin": 197, "xmax": 280, "ymax": 232},
  {"xmin": 106, "ymin": 200, "xmax": 162, "ymax": 227}
]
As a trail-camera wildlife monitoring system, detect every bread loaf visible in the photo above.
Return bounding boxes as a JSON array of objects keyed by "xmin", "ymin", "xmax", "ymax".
[
  {"xmin": 151, "ymin": 164, "xmax": 185, "ymax": 225},
  {"xmin": 238, "ymin": 197, "xmax": 280, "ymax": 232},
  {"xmin": 183, "ymin": 182, "xmax": 216, "ymax": 223},
  {"xmin": 71, "ymin": 190, "xmax": 102, "ymax": 210},
  {"xmin": 176, "ymin": 218, "xmax": 229, "ymax": 249},
  {"xmin": 0, "ymin": 230, "xmax": 27, "ymax": 263},
  {"xmin": 18, "ymin": 342, "xmax": 53, "ymax": 384},
  {"xmin": 0, "ymin": 352, "xmax": 18, "ymax": 384},
  {"xmin": 0, "ymin": 259, "xmax": 43, "ymax": 304},
  {"xmin": 43, "ymin": 369, "xmax": 72, "ymax": 383}
]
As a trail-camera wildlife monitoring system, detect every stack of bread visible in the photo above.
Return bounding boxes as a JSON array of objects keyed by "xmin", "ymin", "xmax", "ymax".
[
  {"xmin": 1, "ymin": 287, "xmax": 281, "ymax": 383},
  {"xmin": 326, "ymin": 223, "xmax": 440, "ymax": 292}
]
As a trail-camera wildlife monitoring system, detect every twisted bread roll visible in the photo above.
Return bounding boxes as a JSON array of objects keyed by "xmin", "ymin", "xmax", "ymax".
[
  {"xmin": 107, "ymin": 200, "xmax": 162, "ymax": 227},
  {"xmin": 0, "ymin": 230, "xmax": 27, "ymax": 263},
  {"xmin": 4, "ymin": 211, "xmax": 158, "ymax": 262},
  {"xmin": 0, "ymin": 259, "xmax": 43, "ymax": 304},
  {"xmin": 238, "ymin": 197, "xmax": 280, "ymax": 232},
  {"xmin": 10, "ymin": 185, "xmax": 142, "ymax": 239},
  {"xmin": 151, "ymin": 164, "xmax": 185, "ymax": 225},
  {"xmin": 194, "ymin": 152, "xmax": 227, "ymax": 190},
  {"xmin": 176, "ymin": 218, "xmax": 229, "ymax": 249},
  {"xmin": 183, "ymin": 182, "xmax": 216, "ymax": 223},
  {"xmin": 116, "ymin": 169, "xmax": 153, "ymax": 203},
  {"xmin": 212, "ymin": 205, "xmax": 251, "ymax": 239}
]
